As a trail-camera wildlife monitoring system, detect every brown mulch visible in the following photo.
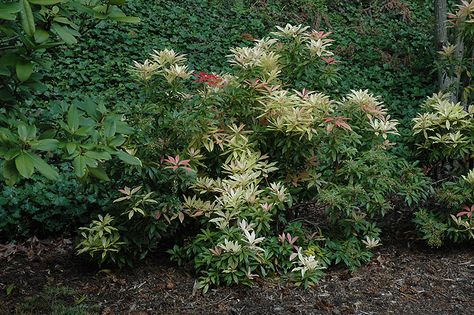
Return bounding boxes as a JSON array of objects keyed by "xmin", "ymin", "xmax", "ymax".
[{"xmin": 0, "ymin": 232, "xmax": 473, "ymax": 315}]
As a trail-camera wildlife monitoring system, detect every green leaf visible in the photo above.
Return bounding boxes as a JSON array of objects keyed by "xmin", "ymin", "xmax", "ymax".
[
  {"xmin": 0, "ymin": 53, "xmax": 21, "ymax": 66},
  {"xmin": 108, "ymin": 0, "xmax": 126, "ymax": 5},
  {"xmin": 68, "ymin": 2, "xmax": 107, "ymax": 19},
  {"xmin": 75, "ymin": 126, "xmax": 94, "ymax": 136},
  {"xmin": 116, "ymin": 151, "xmax": 141, "ymax": 166},
  {"xmin": 115, "ymin": 121, "xmax": 134, "ymax": 134},
  {"xmin": 5, "ymin": 284, "xmax": 15, "ymax": 296},
  {"xmin": 83, "ymin": 156, "xmax": 98, "ymax": 168},
  {"xmin": 110, "ymin": 16, "xmax": 140, "ymax": 23},
  {"xmin": 15, "ymin": 152, "xmax": 35, "ymax": 178},
  {"xmin": 53, "ymin": 16, "xmax": 79, "ymax": 29},
  {"xmin": 17, "ymin": 124, "xmax": 29, "ymax": 141},
  {"xmin": 85, "ymin": 151, "xmax": 112, "ymax": 160},
  {"xmin": 0, "ymin": 66, "xmax": 10, "ymax": 77},
  {"xmin": 108, "ymin": 135, "xmax": 125, "ymax": 147},
  {"xmin": 16, "ymin": 62, "xmax": 34, "ymax": 82},
  {"xmin": 0, "ymin": 3, "xmax": 21, "ymax": 20},
  {"xmin": 66, "ymin": 142, "xmax": 77, "ymax": 154},
  {"xmin": 19, "ymin": 0, "xmax": 35, "ymax": 37},
  {"xmin": 28, "ymin": 0, "xmax": 63, "ymax": 5},
  {"xmin": 0, "ymin": 88, "xmax": 15, "ymax": 104},
  {"xmin": 77, "ymin": 98, "xmax": 98, "ymax": 118},
  {"xmin": 104, "ymin": 120, "xmax": 116, "ymax": 138},
  {"xmin": 73, "ymin": 155, "xmax": 87, "ymax": 177},
  {"xmin": 29, "ymin": 152, "xmax": 59, "ymax": 180},
  {"xmin": 2, "ymin": 160, "xmax": 20, "ymax": 186},
  {"xmin": 34, "ymin": 28, "xmax": 50, "ymax": 43},
  {"xmin": 30, "ymin": 139, "xmax": 59, "ymax": 151},
  {"xmin": 51, "ymin": 23, "xmax": 78, "ymax": 44},
  {"xmin": 4, "ymin": 149, "xmax": 21, "ymax": 161},
  {"xmin": 89, "ymin": 167, "xmax": 110, "ymax": 181},
  {"xmin": 67, "ymin": 104, "xmax": 80, "ymax": 132}
]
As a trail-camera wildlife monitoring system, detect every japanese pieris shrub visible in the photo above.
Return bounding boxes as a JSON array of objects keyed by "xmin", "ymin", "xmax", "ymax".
[
  {"xmin": 79, "ymin": 24, "xmax": 430, "ymax": 286},
  {"xmin": 412, "ymin": 93, "xmax": 474, "ymax": 246}
]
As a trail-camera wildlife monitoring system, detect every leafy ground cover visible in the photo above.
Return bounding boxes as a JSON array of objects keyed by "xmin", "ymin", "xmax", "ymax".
[{"xmin": 40, "ymin": 0, "xmax": 436, "ymax": 123}]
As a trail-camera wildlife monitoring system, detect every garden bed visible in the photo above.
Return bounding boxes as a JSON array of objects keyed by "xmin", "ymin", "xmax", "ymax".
[{"xmin": 1, "ymin": 230, "xmax": 473, "ymax": 314}]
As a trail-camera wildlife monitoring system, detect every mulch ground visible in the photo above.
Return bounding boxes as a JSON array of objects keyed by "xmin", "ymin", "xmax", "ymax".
[{"xmin": 1, "ymin": 221, "xmax": 473, "ymax": 314}]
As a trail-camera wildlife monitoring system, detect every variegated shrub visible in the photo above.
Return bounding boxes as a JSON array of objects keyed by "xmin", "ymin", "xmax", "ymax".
[{"xmin": 78, "ymin": 24, "xmax": 431, "ymax": 287}]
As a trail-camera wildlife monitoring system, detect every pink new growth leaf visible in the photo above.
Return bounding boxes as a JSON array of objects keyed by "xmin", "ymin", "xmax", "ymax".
[
  {"xmin": 164, "ymin": 155, "xmax": 194, "ymax": 172},
  {"xmin": 456, "ymin": 204, "xmax": 474, "ymax": 218}
]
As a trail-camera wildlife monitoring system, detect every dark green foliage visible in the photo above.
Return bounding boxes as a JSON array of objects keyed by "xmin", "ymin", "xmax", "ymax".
[
  {"xmin": 327, "ymin": 237, "xmax": 374, "ymax": 272},
  {"xmin": 0, "ymin": 165, "xmax": 105, "ymax": 239},
  {"xmin": 413, "ymin": 209, "xmax": 447, "ymax": 247},
  {"xmin": 38, "ymin": 0, "xmax": 437, "ymax": 132}
]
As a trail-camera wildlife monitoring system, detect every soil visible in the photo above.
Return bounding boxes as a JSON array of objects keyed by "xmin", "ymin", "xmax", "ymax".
[{"xmin": 1, "ymin": 215, "xmax": 473, "ymax": 315}]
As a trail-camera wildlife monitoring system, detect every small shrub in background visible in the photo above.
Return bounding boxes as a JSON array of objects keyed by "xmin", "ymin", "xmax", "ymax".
[
  {"xmin": 0, "ymin": 0, "xmax": 142, "ymax": 243},
  {"xmin": 0, "ymin": 164, "xmax": 105, "ymax": 240},
  {"xmin": 412, "ymin": 93, "xmax": 473, "ymax": 246},
  {"xmin": 410, "ymin": 0, "xmax": 473, "ymax": 248}
]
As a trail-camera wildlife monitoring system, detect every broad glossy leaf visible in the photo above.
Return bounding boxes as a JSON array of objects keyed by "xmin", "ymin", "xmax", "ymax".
[
  {"xmin": 108, "ymin": 135, "xmax": 125, "ymax": 147},
  {"xmin": 77, "ymin": 98, "xmax": 98, "ymax": 118},
  {"xmin": 75, "ymin": 126, "xmax": 94, "ymax": 136},
  {"xmin": 30, "ymin": 139, "xmax": 59, "ymax": 151},
  {"xmin": 85, "ymin": 151, "xmax": 112, "ymax": 161},
  {"xmin": 67, "ymin": 104, "xmax": 80, "ymax": 132},
  {"xmin": 16, "ymin": 62, "xmax": 33, "ymax": 82},
  {"xmin": 116, "ymin": 150, "xmax": 141, "ymax": 166},
  {"xmin": 2, "ymin": 160, "xmax": 20, "ymax": 186},
  {"xmin": 34, "ymin": 28, "xmax": 50, "ymax": 43},
  {"xmin": 51, "ymin": 23, "xmax": 77, "ymax": 44},
  {"xmin": 73, "ymin": 155, "xmax": 87, "ymax": 177},
  {"xmin": 0, "ymin": 3, "xmax": 20, "ymax": 20},
  {"xmin": 29, "ymin": 152, "xmax": 59, "ymax": 180},
  {"xmin": 4, "ymin": 148, "xmax": 21, "ymax": 160},
  {"xmin": 17, "ymin": 124, "xmax": 29, "ymax": 141},
  {"xmin": 15, "ymin": 152, "xmax": 35, "ymax": 178},
  {"xmin": 0, "ymin": 88, "xmax": 15, "ymax": 103},
  {"xmin": 0, "ymin": 128, "xmax": 15, "ymax": 142},
  {"xmin": 68, "ymin": 2, "xmax": 107, "ymax": 19},
  {"xmin": 104, "ymin": 120, "xmax": 116, "ymax": 138},
  {"xmin": 83, "ymin": 156, "xmax": 98, "ymax": 168},
  {"xmin": 19, "ymin": 0, "xmax": 35, "ymax": 37},
  {"xmin": 28, "ymin": 0, "xmax": 63, "ymax": 4},
  {"xmin": 66, "ymin": 142, "xmax": 77, "ymax": 154},
  {"xmin": 0, "ymin": 53, "xmax": 21, "ymax": 66},
  {"xmin": 89, "ymin": 167, "xmax": 110, "ymax": 181},
  {"xmin": 53, "ymin": 16, "xmax": 79, "ymax": 29},
  {"xmin": 115, "ymin": 121, "xmax": 134, "ymax": 134}
]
